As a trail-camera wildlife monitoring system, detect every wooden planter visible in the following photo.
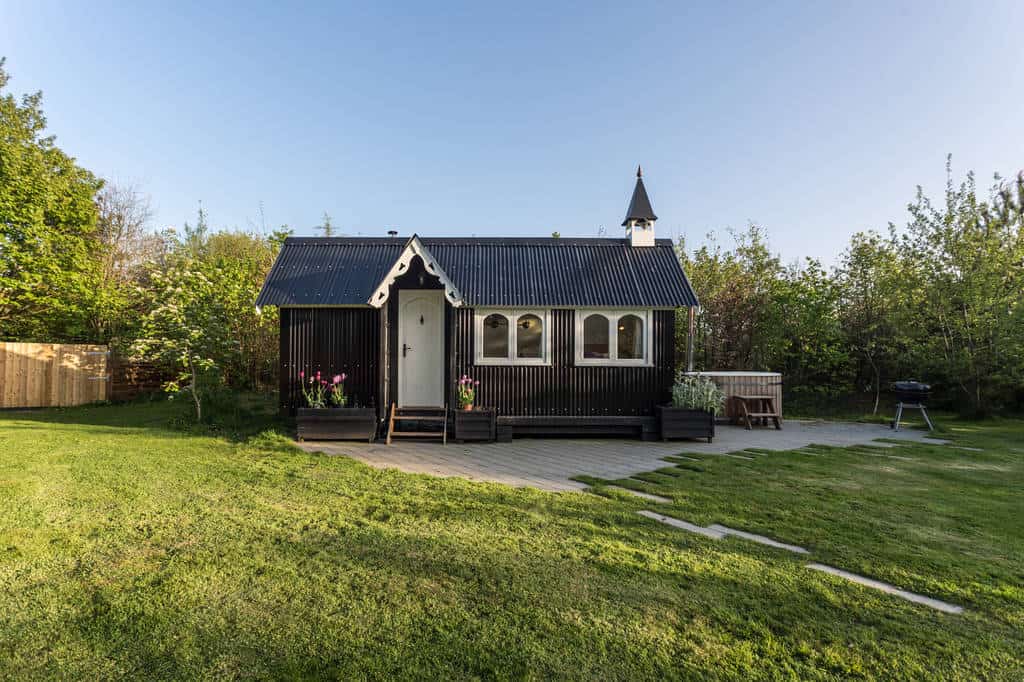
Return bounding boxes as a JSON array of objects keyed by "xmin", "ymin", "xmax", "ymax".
[
  {"xmin": 297, "ymin": 408, "xmax": 378, "ymax": 442},
  {"xmin": 657, "ymin": 406, "xmax": 715, "ymax": 443},
  {"xmin": 453, "ymin": 407, "xmax": 496, "ymax": 442}
]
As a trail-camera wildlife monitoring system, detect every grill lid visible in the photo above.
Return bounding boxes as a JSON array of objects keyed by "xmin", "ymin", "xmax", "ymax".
[{"xmin": 892, "ymin": 381, "xmax": 931, "ymax": 393}]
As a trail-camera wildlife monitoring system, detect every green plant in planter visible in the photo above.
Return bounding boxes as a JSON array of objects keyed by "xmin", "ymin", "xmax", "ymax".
[{"xmin": 671, "ymin": 373, "xmax": 726, "ymax": 414}]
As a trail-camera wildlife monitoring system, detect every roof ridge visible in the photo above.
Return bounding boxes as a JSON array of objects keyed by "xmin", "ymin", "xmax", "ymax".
[{"xmin": 284, "ymin": 236, "xmax": 676, "ymax": 246}]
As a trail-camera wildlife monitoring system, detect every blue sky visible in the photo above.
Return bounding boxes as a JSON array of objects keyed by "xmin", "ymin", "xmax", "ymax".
[{"xmin": 3, "ymin": 1, "xmax": 1022, "ymax": 263}]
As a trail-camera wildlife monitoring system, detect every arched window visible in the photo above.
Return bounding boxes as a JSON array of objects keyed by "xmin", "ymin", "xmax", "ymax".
[
  {"xmin": 516, "ymin": 314, "xmax": 543, "ymax": 358},
  {"xmin": 482, "ymin": 313, "xmax": 509, "ymax": 359},
  {"xmin": 575, "ymin": 310, "xmax": 651, "ymax": 365},
  {"xmin": 475, "ymin": 310, "xmax": 550, "ymax": 364},
  {"xmin": 617, "ymin": 314, "xmax": 644, "ymax": 360},
  {"xmin": 583, "ymin": 314, "xmax": 610, "ymax": 359}
]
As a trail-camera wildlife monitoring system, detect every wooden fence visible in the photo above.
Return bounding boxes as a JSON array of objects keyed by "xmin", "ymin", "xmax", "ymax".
[
  {"xmin": 109, "ymin": 356, "xmax": 169, "ymax": 402},
  {"xmin": 0, "ymin": 342, "xmax": 110, "ymax": 408}
]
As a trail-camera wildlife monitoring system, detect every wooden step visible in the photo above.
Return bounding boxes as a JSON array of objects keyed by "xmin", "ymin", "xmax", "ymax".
[
  {"xmin": 746, "ymin": 412, "xmax": 780, "ymax": 418},
  {"xmin": 389, "ymin": 431, "xmax": 446, "ymax": 438},
  {"xmin": 386, "ymin": 403, "xmax": 447, "ymax": 445}
]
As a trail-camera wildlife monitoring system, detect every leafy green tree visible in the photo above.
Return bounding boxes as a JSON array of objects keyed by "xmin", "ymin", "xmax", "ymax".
[
  {"xmin": 898, "ymin": 162, "xmax": 1024, "ymax": 414},
  {"xmin": 132, "ymin": 262, "xmax": 233, "ymax": 422},
  {"xmin": 777, "ymin": 258, "xmax": 851, "ymax": 400},
  {"xmin": 837, "ymin": 231, "xmax": 906, "ymax": 413},
  {"xmin": 204, "ymin": 231, "xmax": 281, "ymax": 389},
  {"xmin": 0, "ymin": 58, "xmax": 104, "ymax": 341},
  {"xmin": 677, "ymin": 225, "xmax": 786, "ymax": 371}
]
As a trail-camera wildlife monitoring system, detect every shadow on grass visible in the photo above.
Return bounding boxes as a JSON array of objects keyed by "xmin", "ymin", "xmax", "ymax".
[{"xmin": 0, "ymin": 395, "xmax": 291, "ymax": 444}]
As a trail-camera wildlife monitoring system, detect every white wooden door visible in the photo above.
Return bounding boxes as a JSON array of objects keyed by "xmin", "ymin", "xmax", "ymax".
[{"xmin": 398, "ymin": 290, "xmax": 445, "ymax": 406}]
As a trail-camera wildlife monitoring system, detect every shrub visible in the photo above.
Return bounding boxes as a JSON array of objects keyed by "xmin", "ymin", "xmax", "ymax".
[{"xmin": 671, "ymin": 373, "xmax": 726, "ymax": 414}]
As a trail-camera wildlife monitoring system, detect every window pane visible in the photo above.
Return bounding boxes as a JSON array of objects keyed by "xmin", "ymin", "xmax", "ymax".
[
  {"xmin": 617, "ymin": 314, "xmax": 644, "ymax": 359},
  {"xmin": 517, "ymin": 314, "xmax": 543, "ymax": 358},
  {"xmin": 583, "ymin": 314, "xmax": 609, "ymax": 358},
  {"xmin": 482, "ymin": 314, "xmax": 509, "ymax": 358}
]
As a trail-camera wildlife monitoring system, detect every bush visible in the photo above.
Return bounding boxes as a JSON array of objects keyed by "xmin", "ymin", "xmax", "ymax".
[{"xmin": 671, "ymin": 373, "xmax": 726, "ymax": 414}]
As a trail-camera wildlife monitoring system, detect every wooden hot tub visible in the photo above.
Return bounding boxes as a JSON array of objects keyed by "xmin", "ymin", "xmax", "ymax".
[{"xmin": 685, "ymin": 371, "xmax": 783, "ymax": 422}]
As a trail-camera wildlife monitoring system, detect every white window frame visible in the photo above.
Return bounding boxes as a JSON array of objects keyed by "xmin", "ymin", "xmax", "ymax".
[
  {"xmin": 474, "ymin": 309, "xmax": 552, "ymax": 365},
  {"xmin": 574, "ymin": 309, "xmax": 653, "ymax": 366}
]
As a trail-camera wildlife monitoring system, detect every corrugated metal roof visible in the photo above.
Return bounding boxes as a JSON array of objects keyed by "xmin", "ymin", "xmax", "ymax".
[{"xmin": 256, "ymin": 237, "xmax": 698, "ymax": 308}]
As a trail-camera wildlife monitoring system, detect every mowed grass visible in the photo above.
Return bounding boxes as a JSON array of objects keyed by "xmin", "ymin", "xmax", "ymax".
[{"xmin": 1, "ymin": 403, "xmax": 1022, "ymax": 679}]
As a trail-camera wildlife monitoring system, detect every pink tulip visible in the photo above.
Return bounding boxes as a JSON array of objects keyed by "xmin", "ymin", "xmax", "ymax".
[
  {"xmin": 316, "ymin": 371, "xmax": 321, "ymax": 378},
  {"xmin": 474, "ymin": 380, "xmax": 480, "ymax": 385},
  {"xmin": 340, "ymin": 373, "xmax": 347, "ymax": 381},
  {"xmin": 332, "ymin": 374, "xmax": 342, "ymax": 384},
  {"xmin": 299, "ymin": 371, "xmax": 305, "ymax": 379}
]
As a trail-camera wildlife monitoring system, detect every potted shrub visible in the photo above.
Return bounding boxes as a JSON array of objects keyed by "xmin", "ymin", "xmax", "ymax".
[
  {"xmin": 658, "ymin": 373, "xmax": 724, "ymax": 442},
  {"xmin": 296, "ymin": 371, "xmax": 378, "ymax": 442},
  {"xmin": 453, "ymin": 375, "xmax": 495, "ymax": 441}
]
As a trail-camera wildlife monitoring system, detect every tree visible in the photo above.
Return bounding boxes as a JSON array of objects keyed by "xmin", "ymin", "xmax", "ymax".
[
  {"xmin": 317, "ymin": 211, "xmax": 336, "ymax": 237},
  {"xmin": 898, "ymin": 161, "xmax": 1024, "ymax": 414},
  {"xmin": 837, "ymin": 231, "xmax": 905, "ymax": 413},
  {"xmin": 132, "ymin": 261, "xmax": 234, "ymax": 422},
  {"xmin": 181, "ymin": 202, "xmax": 210, "ymax": 258},
  {"xmin": 0, "ymin": 58, "xmax": 104, "ymax": 341},
  {"xmin": 88, "ymin": 180, "xmax": 162, "ymax": 341}
]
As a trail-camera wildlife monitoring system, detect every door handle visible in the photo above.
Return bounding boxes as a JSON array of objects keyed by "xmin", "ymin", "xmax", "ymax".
[{"xmin": 403, "ymin": 343, "xmax": 412, "ymax": 357}]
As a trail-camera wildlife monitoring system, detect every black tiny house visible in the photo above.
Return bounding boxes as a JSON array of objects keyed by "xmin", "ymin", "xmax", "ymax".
[{"xmin": 257, "ymin": 169, "xmax": 699, "ymax": 438}]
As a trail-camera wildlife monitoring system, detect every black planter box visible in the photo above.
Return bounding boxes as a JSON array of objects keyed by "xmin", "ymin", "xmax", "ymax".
[
  {"xmin": 453, "ymin": 408, "xmax": 496, "ymax": 442},
  {"xmin": 657, "ymin": 406, "xmax": 715, "ymax": 442},
  {"xmin": 297, "ymin": 408, "xmax": 378, "ymax": 442}
]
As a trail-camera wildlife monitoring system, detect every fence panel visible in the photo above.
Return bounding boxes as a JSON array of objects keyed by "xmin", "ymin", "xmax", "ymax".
[{"xmin": 0, "ymin": 342, "xmax": 109, "ymax": 408}]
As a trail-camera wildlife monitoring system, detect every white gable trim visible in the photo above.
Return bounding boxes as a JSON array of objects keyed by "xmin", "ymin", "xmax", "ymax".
[{"xmin": 367, "ymin": 236, "xmax": 464, "ymax": 308}]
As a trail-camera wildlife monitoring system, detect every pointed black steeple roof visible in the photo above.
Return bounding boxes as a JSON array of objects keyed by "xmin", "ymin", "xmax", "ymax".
[{"xmin": 621, "ymin": 165, "xmax": 658, "ymax": 226}]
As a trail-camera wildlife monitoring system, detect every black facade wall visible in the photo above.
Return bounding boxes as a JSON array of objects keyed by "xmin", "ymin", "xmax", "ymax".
[
  {"xmin": 451, "ymin": 308, "xmax": 675, "ymax": 416},
  {"xmin": 278, "ymin": 307, "xmax": 381, "ymax": 414}
]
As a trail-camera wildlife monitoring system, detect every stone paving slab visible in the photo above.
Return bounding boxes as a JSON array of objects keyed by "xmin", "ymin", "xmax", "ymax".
[
  {"xmin": 604, "ymin": 486, "xmax": 673, "ymax": 503},
  {"xmin": 807, "ymin": 563, "xmax": 963, "ymax": 614},
  {"xmin": 298, "ymin": 420, "xmax": 938, "ymax": 493},
  {"xmin": 709, "ymin": 525, "xmax": 809, "ymax": 554},
  {"xmin": 637, "ymin": 511, "xmax": 727, "ymax": 539}
]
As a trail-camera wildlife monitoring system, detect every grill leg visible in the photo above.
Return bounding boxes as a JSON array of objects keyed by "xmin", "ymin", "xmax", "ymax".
[
  {"xmin": 920, "ymin": 405, "xmax": 934, "ymax": 431},
  {"xmin": 892, "ymin": 403, "xmax": 904, "ymax": 431}
]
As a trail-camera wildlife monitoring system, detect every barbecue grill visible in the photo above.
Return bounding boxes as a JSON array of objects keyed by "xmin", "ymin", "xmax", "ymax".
[{"xmin": 891, "ymin": 381, "xmax": 934, "ymax": 431}]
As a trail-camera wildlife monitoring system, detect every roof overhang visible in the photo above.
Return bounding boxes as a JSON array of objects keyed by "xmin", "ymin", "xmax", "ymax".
[{"xmin": 367, "ymin": 235, "xmax": 465, "ymax": 308}]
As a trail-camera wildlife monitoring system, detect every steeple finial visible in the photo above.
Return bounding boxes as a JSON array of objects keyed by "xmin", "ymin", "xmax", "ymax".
[{"xmin": 636, "ymin": 165, "xmax": 643, "ymax": 178}]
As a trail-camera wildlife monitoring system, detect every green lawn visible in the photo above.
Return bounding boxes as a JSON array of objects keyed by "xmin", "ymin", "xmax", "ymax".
[{"xmin": 1, "ymin": 403, "xmax": 1021, "ymax": 680}]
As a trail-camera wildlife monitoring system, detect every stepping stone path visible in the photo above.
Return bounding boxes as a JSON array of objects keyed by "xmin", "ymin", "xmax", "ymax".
[
  {"xmin": 637, "ymin": 511, "xmax": 806, "ymax": 553},
  {"xmin": 950, "ymin": 446, "xmax": 984, "ymax": 452},
  {"xmin": 637, "ymin": 511, "xmax": 727, "ymax": 539},
  {"xmin": 604, "ymin": 486, "xmax": 672, "ymax": 504},
  {"xmin": 638, "ymin": 511, "xmax": 965, "ymax": 615},
  {"xmin": 719, "ymin": 453, "xmax": 754, "ymax": 461},
  {"xmin": 708, "ymin": 524, "xmax": 809, "ymax": 554},
  {"xmin": 807, "ymin": 563, "xmax": 963, "ymax": 614}
]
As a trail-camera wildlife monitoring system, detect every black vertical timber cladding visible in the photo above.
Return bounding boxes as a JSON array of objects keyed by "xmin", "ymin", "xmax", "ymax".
[
  {"xmin": 279, "ymin": 307, "xmax": 381, "ymax": 415},
  {"xmin": 452, "ymin": 308, "xmax": 675, "ymax": 416}
]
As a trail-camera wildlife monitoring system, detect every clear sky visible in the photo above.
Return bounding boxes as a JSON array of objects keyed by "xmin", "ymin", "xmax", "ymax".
[{"xmin": 3, "ymin": 1, "xmax": 1022, "ymax": 263}]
